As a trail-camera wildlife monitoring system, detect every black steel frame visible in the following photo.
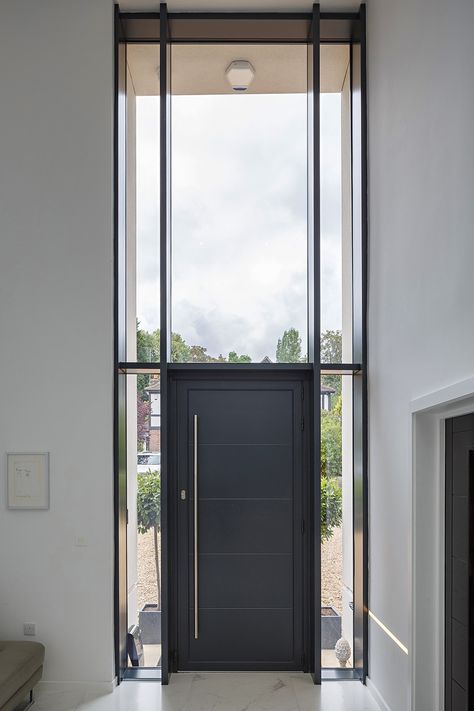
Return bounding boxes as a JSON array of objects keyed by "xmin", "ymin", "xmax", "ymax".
[
  {"xmin": 445, "ymin": 417, "xmax": 453, "ymax": 710},
  {"xmin": 114, "ymin": 3, "xmax": 368, "ymax": 687},
  {"xmin": 350, "ymin": 3, "xmax": 368, "ymax": 683},
  {"xmin": 307, "ymin": 3, "xmax": 321, "ymax": 683},
  {"xmin": 169, "ymin": 369, "xmax": 310, "ymax": 673},
  {"xmin": 444, "ymin": 423, "xmax": 474, "ymax": 709},
  {"xmin": 114, "ymin": 4, "xmax": 128, "ymax": 679}
]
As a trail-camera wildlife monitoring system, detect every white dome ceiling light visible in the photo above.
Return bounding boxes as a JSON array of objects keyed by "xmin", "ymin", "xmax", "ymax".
[{"xmin": 225, "ymin": 60, "xmax": 255, "ymax": 92}]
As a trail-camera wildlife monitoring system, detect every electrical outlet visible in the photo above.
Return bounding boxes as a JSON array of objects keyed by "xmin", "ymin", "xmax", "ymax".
[{"xmin": 23, "ymin": 623, "xmax": 36, "ymax": 636}]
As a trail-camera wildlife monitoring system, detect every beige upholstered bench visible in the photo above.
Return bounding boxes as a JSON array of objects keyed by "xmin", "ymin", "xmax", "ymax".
[{"xmin": 0, "ymin": 641, "xmax": 45, "ymax": 711}]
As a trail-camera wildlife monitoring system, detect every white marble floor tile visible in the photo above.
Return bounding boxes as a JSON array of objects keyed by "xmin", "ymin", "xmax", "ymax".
[
  {"xmin": 183, "ymin": 673, "xmax": 298, "ymax": 711},
  {"xmin": 34, "ymin": 683, "xmax": 87, "ymax": 711},
  {"xmin": 37, "ymin": 673, "xmax": 381, "ymax": 711},
  {"xmin": 289, "ymin": 673, "xmax": 381, "ymax": 711}
]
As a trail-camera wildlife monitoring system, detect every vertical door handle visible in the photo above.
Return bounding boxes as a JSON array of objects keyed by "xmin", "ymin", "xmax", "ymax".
[{"xmin": 193, "ymin": 414, "xmax": 199, "ymax": 639}]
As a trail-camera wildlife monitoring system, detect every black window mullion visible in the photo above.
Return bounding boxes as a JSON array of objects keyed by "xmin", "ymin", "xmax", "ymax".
[
  {"xmin": 307, "ymin": 2, "xmax": 321, "ymax": 685},
  {"xmin": 351, "ymin": 2, "xmax": 368, "ymax": 683},
  {"xmin": 159, "ymin": 1, "xmax": 171, "ymax": 685}
]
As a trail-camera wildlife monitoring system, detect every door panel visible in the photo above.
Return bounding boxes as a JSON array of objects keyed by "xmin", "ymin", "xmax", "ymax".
[
  {"xmin": 446, "ymin": 416, "xmax": 474, "ymax": 710},
  {"xmin": 196, "ymin": 500, "xmax": 293, "ymax": 555},
  {"xmin": 188, "ymin": 610, "xmax": 293, "ymax": 663},
  {"xmin": 193, "ymin": 444, "xmax": 293, "ymax": 499},
  {"xmin": 193, "ymin": 556, "xmax": 293, "ymax": 609},
  {"xmin": 189, "ymin": 389, "xmax": 293, "ymax": 445},
  {"xmin": 176, "ymin": 378, "xmax": 306, "ymax": 671}
]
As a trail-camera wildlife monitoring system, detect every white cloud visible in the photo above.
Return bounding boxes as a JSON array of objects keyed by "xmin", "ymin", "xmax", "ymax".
[{"xmin": 135, "ymin": 90, "xmax": 342, "ymax": 360}]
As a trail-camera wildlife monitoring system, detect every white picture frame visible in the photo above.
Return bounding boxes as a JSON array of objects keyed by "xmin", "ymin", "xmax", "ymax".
[{"xmin": 6, "ymin": 452, "xmax": 50, "ymax": 510}]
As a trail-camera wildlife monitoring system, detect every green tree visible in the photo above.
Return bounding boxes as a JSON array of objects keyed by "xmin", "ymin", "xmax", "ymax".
[
  {"xmin": 137, "ymin": 471, "xmax": 161, "ymax": 608},
  {"xmin": 187, "ymin": 345, "xmax": 224, "ymax": 362},
  {"xmin": 136, "ymin": 323, "xmax": 155, "ymax": 397},
  {"xmin": 137, "ymin": 325, "xmax": 193, "ymax": 365},
  {"xmin": 320, "ymin": 390, "xmax": 343, "ymax": 542},
  {"xmin": 276, "ymin": 328, "xmax": 302, "ymax": 363},
  {"xmin": 228, "ymin": 351, "xmax": 251, "ymax": 363},
  {"xmin": 137, "ymin": 324, "xmax": 254, "ymax": 366},
  {"xmin": 189, "ymin": 344, "xmax": 212, "ymax": 362},
  {"xmin": 321, "ymin": 397, "xmax": 342, "ymax": 477},
  {"xmin": 320, "ymin": 329, "xmax": 342, "ymax": 363},
  {"xmin": 137, "ymin": 395, "xmax": 150, "ymax": 452},
  {"xmin": 321, "ymin": 476, "xmax": 343, "ymax": 542},
  {"xmin": 136, "ymin": 326, "xmax": 193, "ymax": 398},
  {"xmin": 321, "ymin": 330, "xmax": 343, "ymax": 399},
  {"xmin": 137, "ymin": 323, "xmax": 157, "ymax": 361},
  {"xmin": 171, "ymin": 332, "xmax": 191, "ymax": 362}
]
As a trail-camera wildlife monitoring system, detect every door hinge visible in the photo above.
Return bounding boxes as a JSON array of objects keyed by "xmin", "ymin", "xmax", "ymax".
[
  {"xmin": 126, "ymin": 508, "xmax": 129, "ymax": 525},
  {"xmin": 301, "ymin": 519, "xmax": 305, "ymax": 535},
  {"xmin": 301, "ymin": 416, "xmax": 304, "ymax": 431},
  {"xmin": 301, "ymin": 385, "xmax": 304, "ymax": 400}
]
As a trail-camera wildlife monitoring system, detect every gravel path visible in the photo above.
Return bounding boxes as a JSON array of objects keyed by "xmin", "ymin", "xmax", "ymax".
[
  {"xmin": 137, "ymin": 526, "xmax": 343, "ymax": 613},
  {"xmin": 137, "ymin": 528, "xmax": 161, "ymax": 610},
  {"xmin": 321, "ymin": 525, "xmax": 343, "ymax": 613}
]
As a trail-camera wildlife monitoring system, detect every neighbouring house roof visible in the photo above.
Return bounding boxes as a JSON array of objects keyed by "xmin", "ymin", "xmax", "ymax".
[
  {"xmin": 145, "ymin": 377, "xmax": 160, "ymax": 392},
  {"xmin": 321, "ymin": 384, "xmax": 336, "ymax": 394}
]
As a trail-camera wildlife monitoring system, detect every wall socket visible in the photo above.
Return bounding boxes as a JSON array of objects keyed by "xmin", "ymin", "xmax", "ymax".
[{"xmin": 23, "ymin": 623, "xmax": 36, "ymax": 636}]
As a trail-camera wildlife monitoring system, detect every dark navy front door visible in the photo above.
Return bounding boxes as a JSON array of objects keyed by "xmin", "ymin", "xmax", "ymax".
[{"xmin": 175, "ymin": 377, "xmax": 306, "ymax": 671}]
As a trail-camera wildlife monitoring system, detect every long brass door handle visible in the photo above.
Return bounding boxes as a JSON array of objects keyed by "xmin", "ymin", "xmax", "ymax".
[{"xmin": 193, "ymin": 414, "xmax": 199, "ymax": 640}]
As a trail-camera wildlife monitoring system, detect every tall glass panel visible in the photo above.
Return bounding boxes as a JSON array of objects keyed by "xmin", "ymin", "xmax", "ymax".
[
  {"xmin": 320, "ymin": 45, "xmax": 352, "ymax": 364},
  {"xmin": 126, "ymin": 44, "xmax": 160, "ymax": 364},
  {"xmin": 127, "ymin": 371, "xmax": 161, "ymax": 669},
  {"xmin": 125, "ymin": 43, "xmax": 162, "ymax": 671},
  {"xmin": 171, "ymin": 44, "xmax": 308, "ymax": 363},
  {"xmin": 320, "ymin": 373, "xmax": 353, "ymax": 668}
]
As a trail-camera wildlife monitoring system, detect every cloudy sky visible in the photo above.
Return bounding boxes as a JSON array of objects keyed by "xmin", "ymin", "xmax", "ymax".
[{"xmin": 136, "ymin": 89, "xmax": 341, "ymax": 362}]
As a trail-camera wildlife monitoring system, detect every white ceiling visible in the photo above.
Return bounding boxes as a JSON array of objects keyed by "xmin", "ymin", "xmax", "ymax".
[
  {"xmin": 119, "ymin": 1, "xmax": 361, "ymax": 12},
  {"xmin": 127, "ymin": 43, "xmax": 349, "ymax": 95}
]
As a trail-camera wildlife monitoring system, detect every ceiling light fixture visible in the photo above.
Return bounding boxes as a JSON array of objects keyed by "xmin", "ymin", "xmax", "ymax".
[{"xmin": 225, "ymin": 60, "xmax": 255, "ymax": 92}]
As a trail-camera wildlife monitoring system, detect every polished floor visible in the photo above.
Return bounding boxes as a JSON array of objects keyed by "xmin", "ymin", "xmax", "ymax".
[{"xmin": 34, "ymin": 673, "xmax": 381, "ymax": 711}]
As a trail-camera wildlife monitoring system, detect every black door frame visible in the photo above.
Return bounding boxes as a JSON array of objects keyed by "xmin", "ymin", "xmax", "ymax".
[
  {"xmin": 445, "ymin": 417, "xmax": 474, "ymax": 709},
  {"xmin": 114, "ymin": 4, "xmax": 368, "ymax": 686},
  {"xmin": 170, "ymin": 369, "xmax": 310, "ymax": 672}
]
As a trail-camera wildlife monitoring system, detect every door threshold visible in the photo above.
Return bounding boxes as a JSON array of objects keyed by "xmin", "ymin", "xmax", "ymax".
[
  {"xmin": 123, "ymin": 668, "xmax": 162, "ymax": 681},
  {"xmin": 321, "ymin": 668, "xmax": 359, "ymax": 681},
  {"xmin": 177, "ymin": 670, "xmax": 307, "ymax": 674}
]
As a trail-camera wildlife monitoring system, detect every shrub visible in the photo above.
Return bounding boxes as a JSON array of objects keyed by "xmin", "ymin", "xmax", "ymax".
[
  {"xmin": 137, "ymin": 470, "xmax": 161, "ymax": 608},
  {"xmin": 321, "ymin": 476, "xmax": 342, "ymax": 542}
]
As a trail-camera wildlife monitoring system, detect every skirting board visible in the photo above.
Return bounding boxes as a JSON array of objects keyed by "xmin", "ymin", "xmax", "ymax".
[
  {"xmin": 366, "ymin": 677, "xmax": 391, "ymax": 711},
  {"xmin": 37, "ymin": 678, "xmax": 117, "ymax": 695}
]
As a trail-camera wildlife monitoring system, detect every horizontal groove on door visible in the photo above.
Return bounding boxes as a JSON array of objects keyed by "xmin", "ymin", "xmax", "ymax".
[
  {"xmin": 190, "ymin": 607, "xmax": 292, "ymax": 610},
  {"xmin": 196, "ymin": 496, "xmax": 292, "ymax": 501},
  {"xmin": 188, "ymin": 553, "xmax": 294, "ymax": 556}
]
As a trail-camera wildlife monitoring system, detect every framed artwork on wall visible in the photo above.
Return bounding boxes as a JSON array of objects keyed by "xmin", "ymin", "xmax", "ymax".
[{"xmin": 6, "ymin": 453, "xmax": 50, "ymax": 510}]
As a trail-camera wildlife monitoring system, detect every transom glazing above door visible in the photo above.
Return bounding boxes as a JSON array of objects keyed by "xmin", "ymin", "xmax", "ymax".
[{"xmin": 171, "ymin": 44, "xmax": 308, "ymax": 364}]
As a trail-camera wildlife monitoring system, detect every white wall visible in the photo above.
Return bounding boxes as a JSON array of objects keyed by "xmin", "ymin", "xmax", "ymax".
[
  {"xmin": 367, "ymin": 0, "xmax": 474, "ymax": 708},
  {"xmin": 0, "ymin": 0, "xmax": 115, "ymax": 686},
  {"xmin": 1, "ymin": 0, "xmax": 473, "ymax": 698}
]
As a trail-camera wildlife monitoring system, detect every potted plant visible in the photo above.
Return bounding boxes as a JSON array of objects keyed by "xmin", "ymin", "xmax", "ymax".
[{"xmin": 137, "ymin": 469, "xmax": 161, "ymax": 644}]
